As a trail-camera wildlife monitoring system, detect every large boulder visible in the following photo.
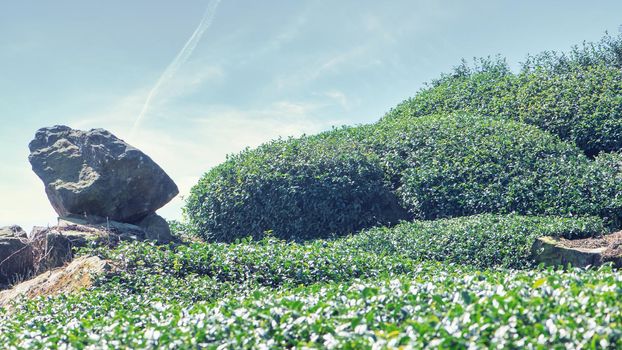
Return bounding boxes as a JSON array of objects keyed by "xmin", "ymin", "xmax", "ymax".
[{"xmin": 28, "ymin": 125, "xmax": 178, "ymax": 223}]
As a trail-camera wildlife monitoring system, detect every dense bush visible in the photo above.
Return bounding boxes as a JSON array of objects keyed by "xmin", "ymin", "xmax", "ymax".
[
  {"xmin": 366, "ymin": 113, "xmax": 616, "ymax": 221},
  {"xmin": 384, "ymin": 34, "xmax": 622, "ymax": 156},
  {"xmin": 516, "ymin": 63, "xmax": 622, "ymax": 156},
  {"xmin": 185, "ymin": 34, "xmax": 622, "ymax": 240},
  {"xmin": 96, "ymin": 215, "xmax": 602, "ymax": 299},
  {"xmin": 347, "ymin": 214, "xmax": 605, "ymax": 269},
  {"xmin": 384, "ymin": 57, "xmax": 518, "ymax": 123},
  {"xmin": 185, "ymin": 134, "xmax": 405, "ymax": 242},
  {"xmin": 589, "ymin": 151, "xmax": 622, "ymax": 227},
  {"xmin": 186, "ymin": 113, "xmax": 622, "ymax": 238}
]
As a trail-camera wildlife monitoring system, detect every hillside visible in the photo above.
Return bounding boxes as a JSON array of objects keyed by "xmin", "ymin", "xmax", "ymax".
[{"xmin": 2, "ymin": 34, "xmax": 622, "ymax": 349}]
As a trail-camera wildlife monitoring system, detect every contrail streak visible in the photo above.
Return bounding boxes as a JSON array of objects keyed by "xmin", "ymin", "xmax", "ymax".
[{"xmin": 131, "ymin": 0, "xmax": 222, "ymax": 136}]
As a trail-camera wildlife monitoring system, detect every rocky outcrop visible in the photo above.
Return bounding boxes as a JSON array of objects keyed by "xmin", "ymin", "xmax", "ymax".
[
  {"xmin": 0, "ymin": 256, "xmax": 111, "ymax": 309},
  {"xmin": 137, "ymin": 213, "xmax": 174, "ymax": 242},
  {"xmin": 531, "ymin": 233, "xmax": 622, "ymax": 268},
  {"xmin": 0, "ymin": 226, "xmax": 34, "ymax": 287},
  {"xmin": 0, "ymin": 225, "xmax": 77, "ymax": 288},
  {"xmin": 0, "ymin": 126, "xmax": 180, "ymax": 290},
  {"xmin": 28, "ymin": 125, "xmax": 178, "ymax": 223},
  {"xmin": 0, "ymin": 216, "xmax": 177, "ymax": 288},
  {"xmin": 55, "ymin": 214, "xmax": 176, "ymax": 244}
]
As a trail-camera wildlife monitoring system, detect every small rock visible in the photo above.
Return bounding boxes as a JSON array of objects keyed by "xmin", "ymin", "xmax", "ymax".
[
  {"xmin": 28, "ymin": 125, "xmax": 179, "ymax": 223},
  {"xmin": 531, "ymin": 236, "xmax": 622, "ymax": 268},
  {"xmin": 0, "ymin": 233, "xmax": 34, "ymax": 287},
  {"xmin": 137, "ymin": 213, "xmax": 174, "ymax": 243},
  {"xmin": 0, "ymin": 226, "xmax": 27, "ymax": 239}
]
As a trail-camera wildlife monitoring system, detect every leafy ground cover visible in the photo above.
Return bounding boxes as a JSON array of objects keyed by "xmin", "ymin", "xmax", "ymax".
[
  {"xmin": 0, "ymin": 214, "xmax": 614, "ymax": 349},
  {"xmin": 1, "ymin": 261, "xmax": 620, "ymax": 349}
]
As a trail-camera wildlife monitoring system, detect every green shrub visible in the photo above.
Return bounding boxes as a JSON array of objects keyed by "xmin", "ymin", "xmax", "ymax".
[
  {"xmin": 515, "ymin": 63, "xmax": 622, "ymax": 156},
  {"xmin": 589, "ymin": 151, "xmax": 622, "ymax": 227},
  {"xmin": 384, "ymin": 34, "xmax": 622, "ymax": 156},
  {"xmin": 347, "ymin": 214, "xmax": 605, "ymax": 269},
  {"xmin": 96, "ymin": 215, "xmax": 603, "ymax": 297},
  {"xmin": 367, "ymin": 113, "xmax": 612, "ymax": 221},
  {"xmin": 185, "ymin": 134, "xmax": 406, "ymax": 242},
  {"xmin": 385, "ymin": 57, "xmax": 518, "ymax": 122}
]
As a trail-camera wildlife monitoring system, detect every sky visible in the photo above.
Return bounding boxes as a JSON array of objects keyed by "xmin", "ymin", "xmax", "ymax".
[{"xmin": 1, "ymin": 0, "xmax": 621, "ymax": 231}]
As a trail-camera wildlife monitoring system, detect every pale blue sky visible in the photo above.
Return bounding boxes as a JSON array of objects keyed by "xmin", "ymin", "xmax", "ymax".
[{"xmin": 1, "ymin": 0, "xmax": 621, "ymax": 230}]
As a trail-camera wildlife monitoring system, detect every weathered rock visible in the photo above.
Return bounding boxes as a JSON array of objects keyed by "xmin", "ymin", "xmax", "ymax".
[
  {"xmin": 137, "ymin": 213, "xmax": 174, "ymax": 242},
  {"xmin": 532, "ymin": 236, "xmax": 622, "ymax": 268},
  {"xmin": 56, "ymin": 214, "xmax": 174, "ymax": 243},
  {"xmin": 0, "ymin": 256, "xmax": 111, "ymax": 309},
  {"xmin": 0, "ymin": 226, "xmax": 80, "ymax": 288},
  {"xmin": 0, "ymin": 232, "xmax": 34, "ymax": 287},
  {"xmin": 28, "ymin": 125, "xmax": 179, "ymax": 223},
  {"xmin": 0, "ymin": 226, "xmax": 27, "ymax": 239},
  {"xmin": 28, "ymin": 227, "xmax": 75, "ymax": 271}
]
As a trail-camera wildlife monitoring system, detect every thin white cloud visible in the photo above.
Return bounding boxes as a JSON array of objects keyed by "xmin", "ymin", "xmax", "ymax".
[
  {"xmin": 319, "ymin": 90, "xmax": 351, "ymax": 110},
  {"xmin": 131, "ymin": 0, "xmax": 223, "ymax": 136},
  {"xmin": 273, "ymin": 45, "xmax": 371, "ymax": 91}
]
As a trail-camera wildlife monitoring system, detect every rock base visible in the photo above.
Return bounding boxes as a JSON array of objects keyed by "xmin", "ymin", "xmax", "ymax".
[
  {"xmin": 0, "ymin": 216, "xmax": 175, "ymax": 288},
  {"xmin": 532, "ymin": 233, "xmax": 622, "ymax": 268},
  {"xmin": 0, "ymin": 256, "xmax": 111, "ymax": 309}
]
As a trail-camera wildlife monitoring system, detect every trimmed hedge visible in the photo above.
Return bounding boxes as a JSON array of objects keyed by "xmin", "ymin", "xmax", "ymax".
[
  {"xmin": 346, "ymin": 213, "xmax": 605, "ymax": 269},
  {"xmin": 98, "ymin": 215, "xmax": 604, "ymax": 298},
  {"xmin": 367, "ymin": 113, "xmax": 613, "ymax": 220},
  {"xmin": 384, "ymin": 34, "xmax": 622, "ymax": 156},
  {"xmin": 186, "ymin": 114, "xmax": 622, "ymax": 239},
  {"xmin": 185, "ymin": 35, "xmax": 622, "ymax": 239},
  {"xmin": 185, "ymin": 134, "xmax": 406, "ymax": 242}
]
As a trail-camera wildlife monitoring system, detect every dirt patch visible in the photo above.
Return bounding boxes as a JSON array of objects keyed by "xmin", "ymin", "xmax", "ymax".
[
  {"xmin": 0, "ymin": 256, "xmax": 112, "ymax": 310},
  {"xmin": 558, "ymin": 231, "xmax": 622, "ymax": 260}
]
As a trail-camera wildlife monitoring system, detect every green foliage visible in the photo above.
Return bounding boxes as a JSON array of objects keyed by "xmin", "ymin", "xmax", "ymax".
[
  {"xmin": 386, "ymin": 57, "xmax": 518, "ymax": 122},
  {"xmin": 384, "ymin": 34, "xmax": 622, "ymax": 156},
  {"xmin": 185, "ymin": 134, "xmax": 405, "ymax": 242},
  {"xmin": 367, "ymin": 113, "xmax": 615, "ymax": 221},
  {"xmin": 89, "ymin": 214, "xmax": 602, "ymax": 300},
  {"xmin": 589, "ymin": 151, "xmax": 622, "ymax": 227},
  {"xmin": 0, "ymin": 214, "xmax": 611, "ymax": 348},
  {"xmin": 516, "ymin": 63, "xmax": 622, "ymax": 157},
  {"xmin": 184, "ymin": 35, "xmax": 622, "ymax": 239},
  {"xmin": 521, "ymin": 33, "xmax": 622, "ymax": 72},
  {"xmin": 348, "ymin": 214, "xmax": 605, "ymax": 269},
  {"xmin": 99, "ymin": 236, "xmax": 417, "ymax": 299},
  {"xmin": 2, "ymin": 262, "xmax": 621, "ymax": 349}
]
